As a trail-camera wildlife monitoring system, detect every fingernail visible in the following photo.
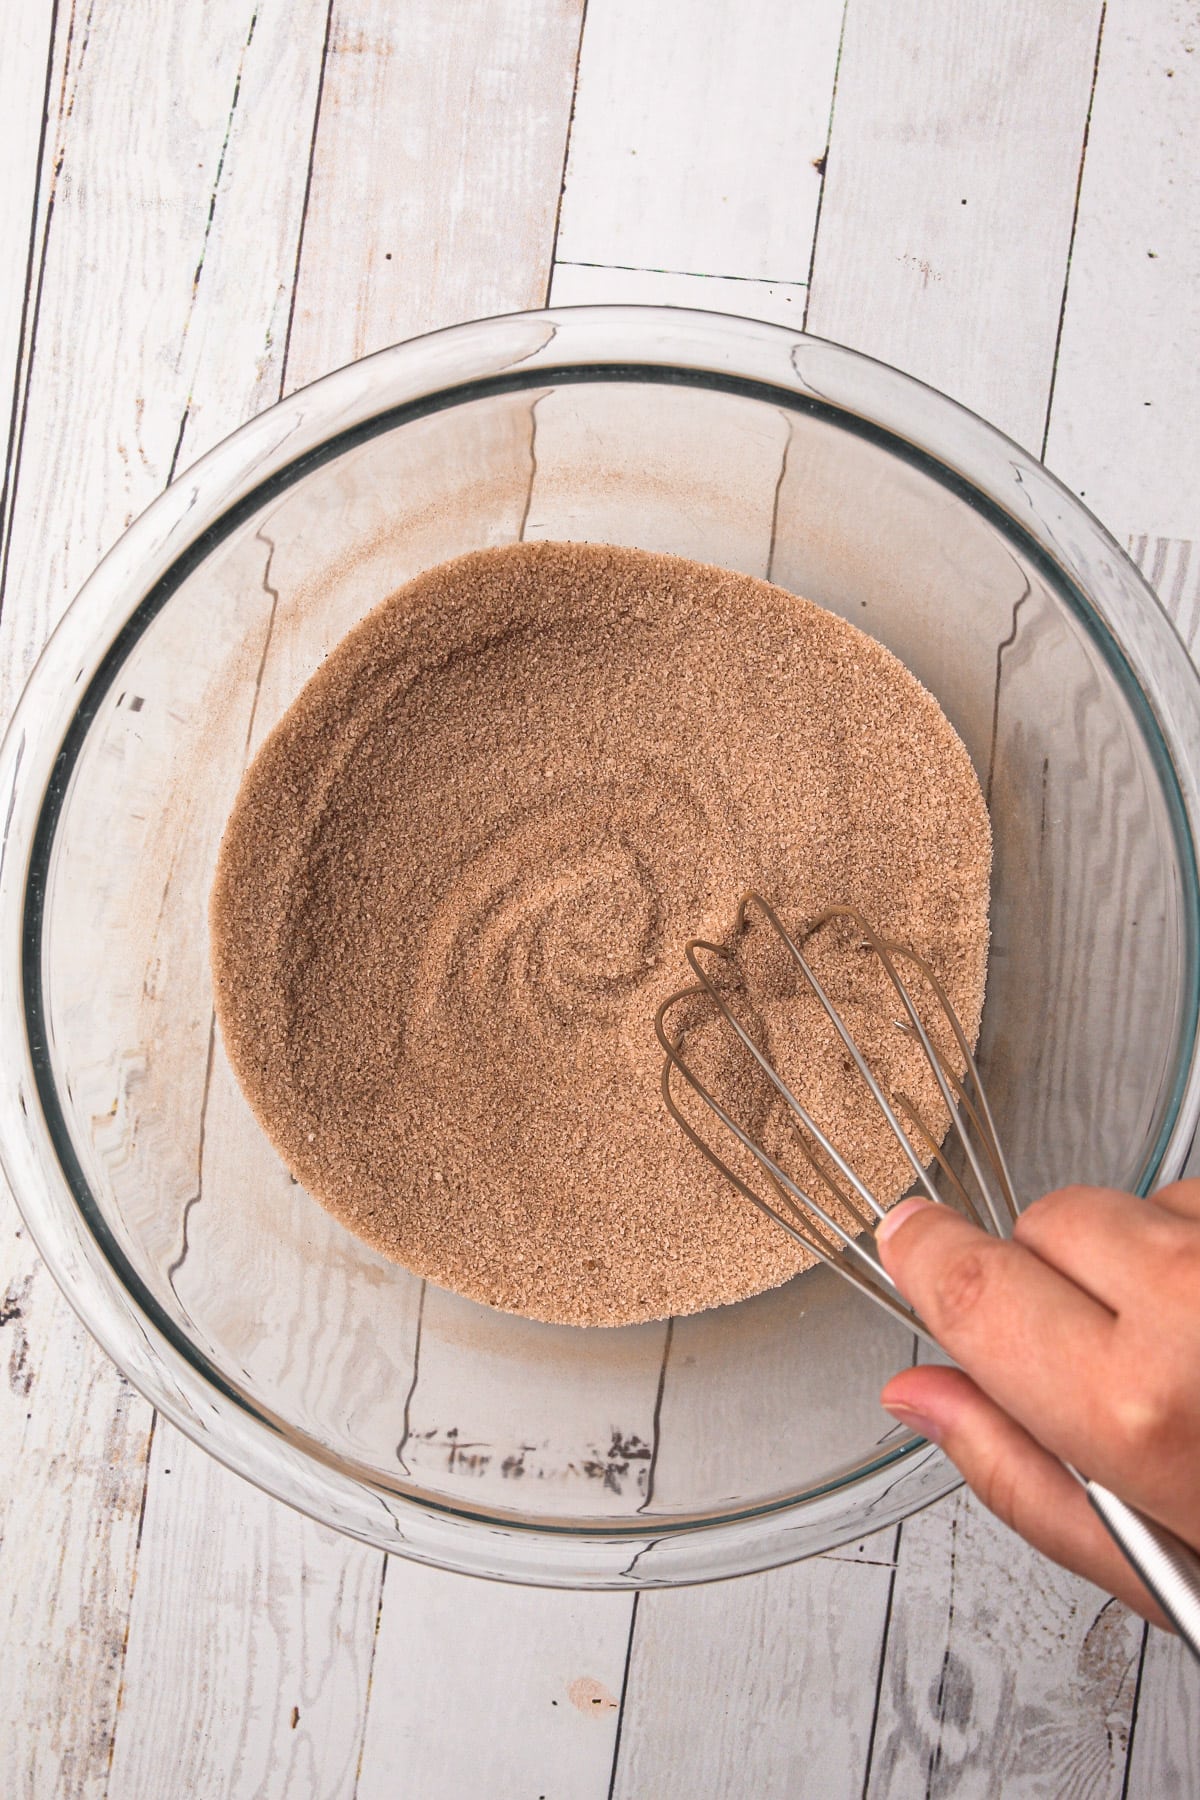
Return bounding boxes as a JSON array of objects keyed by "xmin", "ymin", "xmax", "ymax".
[
  {"xmin": 882, "ymin": 1400, "xmax": 943, "ymax": 1445},
  {"xmin": 875, "ymin": 1196, "xmax": 935, "ymax": 1249}
]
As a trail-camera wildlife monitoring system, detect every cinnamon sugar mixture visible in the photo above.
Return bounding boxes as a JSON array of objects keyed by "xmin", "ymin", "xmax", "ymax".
[{"xmin": 211, "ymin": 541, "xmax": 990, "ymax": 1326}]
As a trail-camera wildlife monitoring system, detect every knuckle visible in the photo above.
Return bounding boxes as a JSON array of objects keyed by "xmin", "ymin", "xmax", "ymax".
[
  {"xmin": 929, "ymin": 1244, "xmax": 991, "ymax": 1335},
  {"xmin": 1107, "ymin": 1377, "xmax": 1180, "ymax": 1456},
  {"xmin": 1026, "ymin": 1183, "xmax": 1090, "ymax": 1218},
  {"xmin": 1013, "ymin": 1184, "xmax": 1104, "ymax": 1245},
  {"xmin": 973, "ymin": 1446, "xmax": 1020, "ymax": 1529},
  {"xmin": 1152, "ymin": 1178, "xmax": 1200, "ymax": 1217},
  {"xmin": 1165, "ymin": 1233, "xmax": 1200, "ymax": 1286}
]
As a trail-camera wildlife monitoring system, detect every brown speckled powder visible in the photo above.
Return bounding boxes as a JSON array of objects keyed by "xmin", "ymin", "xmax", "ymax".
[{"xmin": 211, "ymin": 541, "xmax": 990, "ymax": 1326}]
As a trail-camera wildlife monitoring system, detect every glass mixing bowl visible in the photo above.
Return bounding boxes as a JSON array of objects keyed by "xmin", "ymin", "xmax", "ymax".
[{"xmin": 2, "ymin": 308, "xmax": 1198, "ymax": 1587}]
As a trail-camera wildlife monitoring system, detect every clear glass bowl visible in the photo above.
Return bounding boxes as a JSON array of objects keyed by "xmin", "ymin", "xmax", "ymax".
[{"xmin": 2, "ymin": 307, "xmax": 1198, "ymax": 1587}]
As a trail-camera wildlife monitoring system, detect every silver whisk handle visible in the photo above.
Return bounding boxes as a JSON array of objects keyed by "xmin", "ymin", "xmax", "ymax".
[{"xmin": 1086, "ymin": 1482, "xmax": 1200, "ymax": 1661}]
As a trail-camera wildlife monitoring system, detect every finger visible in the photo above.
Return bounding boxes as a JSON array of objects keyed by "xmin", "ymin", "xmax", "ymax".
[
  {"xmin": 876, "ymin": 1198, "xmax": 1117, "ymax": 1471},
  {"xmin": 1013, "ymin": 1185, "xmax": 1182, "ymax": 1312},
  {"xmin": 1151, "ymin": 1178, "xmax": 1200, "ymax": 1221},
  {"xmin": 880, "ymin": 1365, "xmax": 1170, "ymax": 1628}
]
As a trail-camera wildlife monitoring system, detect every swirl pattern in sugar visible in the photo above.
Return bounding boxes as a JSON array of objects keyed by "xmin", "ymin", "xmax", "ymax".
[{"xmin": 211, "ymin": 540, "xmax": 991, "ymax": 1326}]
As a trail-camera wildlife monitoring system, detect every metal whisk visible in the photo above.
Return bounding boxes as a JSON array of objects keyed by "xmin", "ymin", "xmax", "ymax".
[{"xmin": 655, "ymin": 892, "xmax": 1200, "ymax": 1659}]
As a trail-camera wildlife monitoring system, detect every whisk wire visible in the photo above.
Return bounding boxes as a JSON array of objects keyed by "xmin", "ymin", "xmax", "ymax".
[
  {"xmin": 656, "ymin": 1002, "xmax": 901, "ymax": 1297},
  {"xmin": 682, "ymin": 937, "xmax": 892, "ymax": 1225},
  {"xmin": 655, "ymin": 891, "xmax": 999, "ymax": 1347},
  {"xmin": 800, "ymin": 903, "xmax": 1011, "ymax": 1236},
  {"xmin": 732, "ymin": 896, "xmax": 944, "ymax": 1210},
  {"xmin": 657, "ymin": 892, "xmax": 1200, "ymax": 1657},
  {"xmin": 883, "ymin": 935, "xmax": 1018, "ymax": 1231},
  {"xmin": 889, "ymin": 1091, "xmax": 984, "ymax": 1227},
  {"xmin": 656, "ymin": 1042, "xmax": 929, "ymax": 1336}
]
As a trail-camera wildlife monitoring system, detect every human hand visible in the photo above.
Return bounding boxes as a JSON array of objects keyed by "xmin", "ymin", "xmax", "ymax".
[{"xmin": 876, "ymin": 1180, "xmax": 1200, "ymax": 1627}]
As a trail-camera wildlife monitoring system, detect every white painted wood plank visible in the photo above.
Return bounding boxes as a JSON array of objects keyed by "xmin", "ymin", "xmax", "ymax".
[
  {"xmin": 1044, "ymin": 0, "xmax": 1200, "ymax": 539},
  {"xmin": 866, "ymin": 1492, "xmax": 1143, "ymax": 1799},
  {"xmin": 1129, "ymin": 535, "xmax": 1200, "ymax": 657},
  {"xmin": 549, "ymin": 259, "xmax": 808, "ymax": 328},
  {"xmin": 356, "ymin": 1562, "xmax": 631, "ymax": 1800},
  {"xmin": 398, "ymin": 1286, "xmax": 668, "ymax": 1518},
  {"xmin": 0, "ymin": 1257, "xmax": 149, "ymax": 1800},
  {"xmin": 0, "ymin": 20, "xmax": 138, "ymax": 1800},
  {"xmin": 611, "ymin": 1559, "xmax": 896, "ymax": 1799},
  {"xmin": 752, "ymin": 7, "xmax": 1170, "ymax": 1793},
  {"xmin": 284, "ymin": 0, "xmax": 585, "ymax": 382},
  {"xmin": 0, "ymin": 0, "xmax": 294, "ymax": 722},
  {"xmin": 0, "ymin": 4, "xmax": 311, "ymax": 1793},
  {"xmin": 0, "ymin": 2, "xmax": 53, "ymax": 499},
  {"xmin": 1040, "ymin": 19, "xmax": 1200, "ymax": 1776},
  {"xmin": 557, "ymin": 0, "xmax": 845, "ymax": 282},
  {"xmin": 89, "ymin": 7, "xmax": 430, "ymax": 1797},
  {"xmin": 1125, "ymin": 1629, "xmax": 1200, "ymax": 1800},
  {"xmin": 255, "ymin": 15, "xmax": 646, "ymax": 1800},
  {"xmin": 165, "ymin": 0, "xmax": 333, "ymax": 469},
  {"xmin": 528, "ymin": 270, "xmax": 900, "ymax": 1799},
  {"xmin": 109, "ymin": 1424, "xmax": 383, "ymax": 1800},
  {"xmin": 806, "ymin": 0, "xmax": 1105, "ymax": 451}
]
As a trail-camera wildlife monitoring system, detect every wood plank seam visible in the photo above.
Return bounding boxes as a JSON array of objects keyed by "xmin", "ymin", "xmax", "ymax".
[
  {"xmin": 165, "ymin": 7, "xmax": 263, "ymax": 484},
  {"xmin": 858, "ymin": 1525, "xmax": 902, "ymax": 1796},
  {"xmin": 543, "ymin": 0, "xmax": 591, "ymax": 304},
  {"xmin": 393, "ymin": 1278, "xmax": 427, "ymax": 1475},
  {"xmin": 0, "ymin": 0, "xmax": 59, "ymax": 618},
  {"xmin": 556, "ymin": 257, "xmax": 809, "ymax": 289},
  {"xmin": 801, "ymin": 0, "xmax": 850, "ymax": 330},
  {"xmin": 1119, "ymin": 1624, "xmax": 1150, "ymax": 1800},
  {"xmin": 0, "ymin": 0, "xmax": 84, "ymax": 620},
  {"xmin": 279, "ymin": 0, "xmax": 336, "ymax": 396},
  {"xmin": 102, "ymin": 1408, "xmax": 159, "ymax": 1790},
  {"xmin": 635, "ymin": 1316, "xmax": 673, "ymax": 1515},
  {"xmin": 1039, "ymin": 0, "xmax": 1109, "ymax": 460},
  {"xmin": 99, "ymin": 12, "xmax": 343, "ymax": 1781},
  {"xmin": 105, "ymin": 18, "xmax": 337, "ymax": 1662},
  {"xmin": 606, "ymin": 1591, "xmax": 640, "ymax": 1800},
  {"xmin": 351, "ymin": 1556, "xmax": 391, "ymax": 1800}
]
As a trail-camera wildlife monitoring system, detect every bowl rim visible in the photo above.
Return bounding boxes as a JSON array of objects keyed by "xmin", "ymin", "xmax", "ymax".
[{"xmin": 2, "ymin": 303, "xmax": 1198, "ymax": 1585}]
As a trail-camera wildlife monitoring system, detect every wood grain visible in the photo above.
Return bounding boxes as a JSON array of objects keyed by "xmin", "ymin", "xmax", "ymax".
[
  {"xmin": 866, "ymin": 1491, "xmax": 1144, "ymax": 1799},
  {"xmin": 283, "ymin": 0, "xmax": 585, "ymax": 381},
  {"xmin": 805, "ymin": 0, "xmax": 1105, "ymax": 451},
  {"xmin": 611, "ymin": 1558, "xmax": 896, "ymax": 1799},
  {"xmin": 1044, "ymin": 0, "xmax": 1200, "ymax": 539},
  {"xmin": 0, "ymin": 1277, "xmax": 149, "ymax": 1800},
  {"xmin": 0, "ymin": 0, "xmax": 54, "ymax": 551},
  {"xmin": 99, "ymin": 2, "xmax": 583, "ymax": 1792},
  {"xmin": 1125, "ymin": 1629, "xmax": 1200, "ymax": 1799},
  {"xmin": 0, "ymin": 4, "xmax": 316, "ymax": 1793},
  {"xmin": 557, "ymin": 0, "xmax": 845, "ymax": 282},
  {"xmin": 721, "ymin": 4, "xmax": 1168, "ymax": 1793},
  {"xmin": 983, "ymin": 574, "xmax": 1172, "ymax": 1200},
  {"xmin": 1130, "ymin": 536, "xmax": 1200, "ymax": 655},
  {"xmin": 108, "ymin": 1425, "xmax": 383, "ymax": 1800},
  {"xmin": 1040, "ymin": 15, "xmax": 1200, "ymax": 1778},
  {"xmin": 549, "ymin": 259, "xmax": 809, "ymax": 328},
  {"xmin": 0, "ymin": 0, "xmax": 289, "ymax": 717},
  {"xmin": 250, "ymin": 11, "xmax": 643, "ymax": 1795},
  {"xmin": 356, "ymin": 1562, "xmax": 631, "ymax": 1800},
  {"xmin": 0, "ymin": 21, "xmax": 159, "ymax": 1798}
]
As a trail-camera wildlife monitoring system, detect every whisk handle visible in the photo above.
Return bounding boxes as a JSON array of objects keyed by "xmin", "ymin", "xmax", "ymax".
[{"xmin": 1085, "ymin": 1482, "xmax": 1200, "ymax": 1662}]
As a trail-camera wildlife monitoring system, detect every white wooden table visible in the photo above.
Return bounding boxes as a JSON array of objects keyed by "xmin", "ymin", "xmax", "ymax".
[{"xmin": 1, "ymin": 3, "xmax": 1197, "ymax": 1794}]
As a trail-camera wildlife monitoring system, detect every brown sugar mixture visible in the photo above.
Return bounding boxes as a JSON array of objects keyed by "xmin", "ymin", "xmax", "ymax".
[{"xmin": 211, "ymin": 541, "xmax": 990, "ymax": 1326}]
